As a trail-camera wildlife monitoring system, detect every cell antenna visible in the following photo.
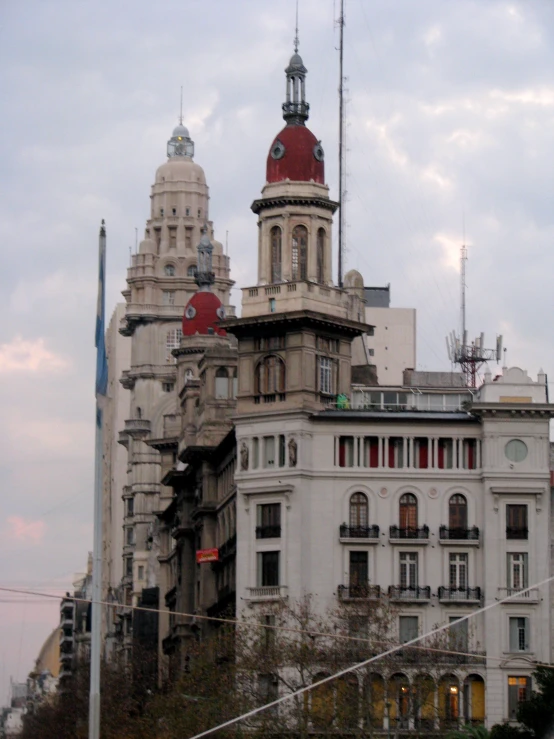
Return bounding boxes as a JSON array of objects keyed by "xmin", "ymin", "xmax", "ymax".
[
  {"xmin": 179, "ymin": 86, "xmax": 183, "ymax": 125},
  {"xmin": 445, "ymin": 239, "xmax": 503, "ymax": 387},
  {"xmin": 294, "ymin": 0, "xmax": 299, "ymax": 53},
  {"xmin": 337, "ymin": 0, "xmax": 345, "ymax": 288}
]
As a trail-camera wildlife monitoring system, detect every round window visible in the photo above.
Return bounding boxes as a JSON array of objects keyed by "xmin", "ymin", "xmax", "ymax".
[
  {"xmin": 271, "ymin": 139, "xmax": 285, "ymax": 160},
  {"xmin": 505, "ymin": 439, "xmax": 528, "ymax": 463}
]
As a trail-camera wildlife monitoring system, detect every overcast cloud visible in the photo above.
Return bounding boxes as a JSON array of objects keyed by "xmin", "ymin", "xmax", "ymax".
[{"xmin": 0, "ymin": 0, "xmax": 553, "ymax": 703}]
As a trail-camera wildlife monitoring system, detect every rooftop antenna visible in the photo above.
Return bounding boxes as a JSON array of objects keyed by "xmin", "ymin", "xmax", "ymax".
[
  {"xmin": 225, "ymin": 229, "xmax": 229, "ymax": 256},
  {"xmin": 446, "ymin": 238, "xmax": 503, "ymax": 387},
  {"xmin": 179, "ymin": 85, "xmax": 183, "ymax": 125},
  {"xmin": 135, "ymin": 227, "xmax": 138, "ymax": 254},
  {"xmin": 337, "ymin": 0, "xmax": 345, "ymax": 288}
]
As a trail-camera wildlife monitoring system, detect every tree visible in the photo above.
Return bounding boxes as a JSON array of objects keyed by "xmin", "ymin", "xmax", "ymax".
[{"xmin": 490, "ymin": 666, "xmax": 554, "ymax": 739}]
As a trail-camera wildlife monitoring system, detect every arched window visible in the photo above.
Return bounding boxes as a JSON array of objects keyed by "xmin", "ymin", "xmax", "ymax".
[
  {"xmin": 438, "ymin": 674, "xmax": 460, "ymax": 727},
  {"xmin": 399, "ymin": 493, "xmax": 418, "ymax": 531},
  {"xmin": 349, "ymin": 493, "xmax": 368, "ymax": 531},
  {"xmin": 270, "ymin": 226, "xmax": 282, "ymax": 283},
  {"xmin": 255, "ymin": 355, "xmax": 286, "ymax": 395},
  {"xmin": 164, "ymin": 264, "xmax": 176, "ymax": 276},
  {"xmin": 187, "ymin": 264, "xmax": 197, "ymax": 277},
  {"xmin": 291, "ymin": 225, "xmax": 308, "ymax": 281},
  {"xmin": 215, "ymin": 367, "xmax": 229, "ymax": 399},
  {"xmin": 336, "ymin": 674, "xmax": 358, "ymax": 729},
  {"xmin": 316, "ymin": 228, "xmax": 325, "ymax": 284},
  {"xmin": 448, "ymin": 494, "xmax": 467, "ymax": 531},
  {"xmin": 311, "ymin": 673, "xmax": 333, "ymax": 730},
  {"xmin": 389, "ymin": 674, "xmax": 410, "ymax": 729}
]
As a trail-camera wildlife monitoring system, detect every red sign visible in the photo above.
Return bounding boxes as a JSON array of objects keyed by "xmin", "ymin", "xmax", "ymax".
[{"xmin": 196, "ymin": 548, "xmax": 219, "ymax": 564}]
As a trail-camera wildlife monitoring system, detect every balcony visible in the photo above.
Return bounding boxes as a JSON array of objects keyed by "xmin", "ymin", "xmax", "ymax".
[
  {"xmin": 438, "ymin": 587, "xmax": 482, "ymax": 603},
  {"xmin": 506, "ymin": 527, "xmax": 528, "ymax": 540},
  {"xmin": 439, "ymin": 526, "xmax": 480, "ymax": 545},
  {"xmin": 338, "ymin": 584, "xmax": 381, "ymax": 601},
  {"xmin": 123, "ymin": 418, "xmax": 151, "ymax": 438},
  {"xmin": 388, "ymin": 585, "xmax": 431, "ymax": 602},
  {"xmin": 389, "ymin": 525, "xmax": 429, "ymax": 543},
  {"xmin": 218, "ymin": 534, "xmax": 237, "ymax": 562},
  {"xmin": 246, "ymin": 586, "xmax": 287, "ymax": 602},
  {"xmin": 339, "ymin": 524, "xmax": 380, "ymax": 543},
  {"xmin": 255, "ymin": 525, "xmax": 281, "ymax": 539},
  {"xmin": 498, "ymin": 587, "xmax": 540, "ymax": 604}
]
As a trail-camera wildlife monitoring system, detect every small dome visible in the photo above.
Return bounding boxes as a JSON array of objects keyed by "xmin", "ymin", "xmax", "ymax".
[
  {"xmin": 344, "ymin": 269, "xmax": 364, "ymax": 289},
  {"xmin": 266, "ymin": 124, "xmax": 324, "ymax": 184},
  {"xmin": 182, "ymin": 291, "xmax": 227, "ymax": 337},
  {"xmin": 139, "ymin": 237, "xmax": 155, "ymax": 254},
  {"xmin": 288, "ymin": 52, "xmax": 305, "ymax": 69},
  {"xmin": 156, "ymin": 157, "xmax": 206, "ymax": 185},
  {"xmin": 172, "ymin": 123, "xmax": 190, "ymax": 139}
]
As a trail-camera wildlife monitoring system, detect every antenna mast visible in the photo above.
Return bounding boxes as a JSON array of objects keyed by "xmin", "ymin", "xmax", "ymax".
[
  {"xmin": 337, "ymin": 0, "xmax": 345, "ymax": 288},
  {"xmin": 179, "ymin": 85, "xmax": 183, "ymax": 124},
  {"xmin": 446, "ymin": 241, "xmax": 503, "ymax": 387}
]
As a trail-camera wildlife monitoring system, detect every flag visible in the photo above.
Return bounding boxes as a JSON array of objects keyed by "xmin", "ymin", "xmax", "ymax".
[{"xmin": 95, "ymin": 219, "xmax": 108, "ymax": 402}]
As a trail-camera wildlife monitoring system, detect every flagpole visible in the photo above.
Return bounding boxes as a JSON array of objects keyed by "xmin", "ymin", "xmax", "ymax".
[{"xmin": 89, "ymin": 219, "xmax": 108, "ymax": 739}]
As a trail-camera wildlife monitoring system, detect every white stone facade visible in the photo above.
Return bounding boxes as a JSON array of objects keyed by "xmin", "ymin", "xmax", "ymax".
[{"xmin": 234, "ymin": 368, "xmax": 553, "ymax": 726}]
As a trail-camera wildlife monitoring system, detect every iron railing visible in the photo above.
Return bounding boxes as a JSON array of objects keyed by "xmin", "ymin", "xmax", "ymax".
[
  {"xmin": 438, "ymin": 586, "xmax": 481, "ymax": 602},
  {"xmin": 390, "ymin": 525, "xmax": 429, "ymax": 540},
  {"xmin": 506, "ymin": 526, "xmax": 528, "ymax": 540},
  {"xmin": 338, "ymin": 584, "xmax": 381, "ymax": 600},
  {"xmin": 388, "ymin": 585, "xmax": 431, "ymax": 600},
  {"xmin": 339, "ymin": 524, "xmax": 380, "ymax": 539},
  {"xmin": 255, "ymin": 525, "xmax": 281, "ymax": 539},
  {"xmin": 439, "ymin": 525, "xmax": 480, "ymax": 541}
]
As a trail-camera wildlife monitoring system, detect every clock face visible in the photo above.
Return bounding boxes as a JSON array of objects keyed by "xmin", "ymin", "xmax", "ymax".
[
  {"xmin": 313, "ymin": 142, "xmax": 324, "ymax": 162},
  {"xmin": 505, "ymin": 439, "xmax": 528, "ymax": 463},
  {"xmin": 271, "ymin": 139, "xmax": 285, "ymax": 160}
]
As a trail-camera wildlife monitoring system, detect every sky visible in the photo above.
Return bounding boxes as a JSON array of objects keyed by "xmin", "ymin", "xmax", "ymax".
[{"xmin": 0, "ymin": 0, "xmax": 553, "ymax": 705}]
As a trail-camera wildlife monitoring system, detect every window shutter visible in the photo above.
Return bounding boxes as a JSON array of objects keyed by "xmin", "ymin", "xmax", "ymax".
[{"xmin": 509, "ymin": 618, "xmax": 518, "ymax": 651}]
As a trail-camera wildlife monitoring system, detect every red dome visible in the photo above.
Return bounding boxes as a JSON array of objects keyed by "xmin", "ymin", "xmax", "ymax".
[
  {"xmin": 266, "ymin": 124, "xmax": 324, "ymax": 184},
  {"xmin": 182, "ymin": 291, "xmax": 227, "ymax": 337}
]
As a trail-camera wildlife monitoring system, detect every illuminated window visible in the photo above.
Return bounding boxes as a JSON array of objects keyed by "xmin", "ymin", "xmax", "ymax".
[{"xmin": 291, "ymin": 225, "xmax": 307, "ymax": 280}]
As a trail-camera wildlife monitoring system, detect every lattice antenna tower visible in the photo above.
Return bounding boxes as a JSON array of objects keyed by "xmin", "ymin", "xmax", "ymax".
[
  {"xmin": 446, "ymin": 242, "xmax": 503, "ymax": 387},
  {"xmin": 337, "ymin": 0, "xmax": 346, "ymax": 288}
]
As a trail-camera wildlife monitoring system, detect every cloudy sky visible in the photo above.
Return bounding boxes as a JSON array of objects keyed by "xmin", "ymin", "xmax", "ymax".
[{"xmin": 0, "ymin": 0, "xmax": 553, "ymax": 703}]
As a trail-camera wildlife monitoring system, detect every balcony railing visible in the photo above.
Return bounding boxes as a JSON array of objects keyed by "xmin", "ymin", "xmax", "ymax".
[
  {"xmin": 389, "ymin": 525, "xmax": 429, "ymax": 540},
  {"xmin": 498, "ymin": 587, "xmax": 540, "ymax": 603},
  {"xmin": 246, "ymin": 586, "xmax": 287, "ymax": 601},
  {"xmin": 218, "ymin": 534, "xmax": 237, "ymax": 561},
  {"xmin": 439, "ymin": 526, "xmax": 480, "ymax": 541},
  {"xmin": 438, "ymin": 586, "xmax": 481, "ymax": 603},
  {"xmin": 389, "ymin": 585, "xmax": 431, "ymax": 601},
  {"xmin": 255, "ymin": 525, "xmax": 281, "ymax": 539},
  {"xmin": 339, "ymin": 524, "xmax": 380, "ymax": 540},
  {"xmin": 506, "ymin": 526, "xmax": 528, "ymax": 540},
  {"xmin": 338, "ymin": 584, "xmax": 381, "ymax": 600}
]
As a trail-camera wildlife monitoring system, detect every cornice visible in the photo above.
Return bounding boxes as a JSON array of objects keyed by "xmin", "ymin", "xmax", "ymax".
[{"xmin": 251, "ymin": 195, "xmax": 339, "ymax": 215}]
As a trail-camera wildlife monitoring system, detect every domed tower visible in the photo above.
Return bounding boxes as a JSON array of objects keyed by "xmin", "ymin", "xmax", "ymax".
[
  {"xmin": 223, "ymin": 44, "xmax": 369, "ymax": 417},
  {"xmin": 252, "ymin": 44, "xmax": 336, "ymax": 287},
  {"xmin": 117, "ymin": 118, "xmax": 234, "ymax": 618}
]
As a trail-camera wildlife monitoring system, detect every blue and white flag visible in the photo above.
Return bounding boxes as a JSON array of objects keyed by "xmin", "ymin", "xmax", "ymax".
[{"xmin": 95, "ymin": 219, "xmax": 108, "ymax": 403}]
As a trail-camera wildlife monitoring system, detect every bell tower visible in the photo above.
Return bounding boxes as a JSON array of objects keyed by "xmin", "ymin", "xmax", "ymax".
[{"xmin": 223, "ymin": 44, "xmax": 368, "ymax": 415}]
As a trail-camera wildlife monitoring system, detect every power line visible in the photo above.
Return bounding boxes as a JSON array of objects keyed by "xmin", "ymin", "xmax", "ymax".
[{"xmin": 188, "ymin": 574, "xmax": 554, "ymax": 738}]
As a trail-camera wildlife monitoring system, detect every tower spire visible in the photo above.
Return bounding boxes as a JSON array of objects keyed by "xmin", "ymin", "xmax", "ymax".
[
  {"xmin": 294, "ymin": 0, "xmax": 299, "ymax": 53},
  {"xmin": 179, "ymin": 85, "xmax": 183, "ymax": 125}
]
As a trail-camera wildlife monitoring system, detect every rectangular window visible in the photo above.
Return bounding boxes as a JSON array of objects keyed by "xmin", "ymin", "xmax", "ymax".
[
  {"xmin": 414, "ymin": 437, "xmax": 429, "ymax": 469},
  {"xmin": 349, "ymin": 551, "xmax": 368, "ymax": 588},
  {"xmin": 507, "ymin": 553, "xmax": 528, "ymax": 591},
  {"xmin": 368, "ymin": 348, "xmax": 375, "ymax": 357},
  {"xmin": 264, "ymin": 436, "xmax": 275, "ymax": 467},
  {"xmin": 338, "ymin": 436, "xmax": 354, "ymax": 467},
  {"xmin": 363, "ymin": 436, "xmax": 379, "ymax": 468},
  {"xmin": 509, "ymin": 617, "xmax": 530, "ymax": 652},
  {"xmin": 278, "ymin": 435, "xmax": 286, "ymax": 467},
  {"xmin": 163, "ymin": 290, "xmax": 176, "ymax": 306},
  {"xmin": 138, "ymin": 565, "xmax": 144, "ymax": 580},
  {"xmin": 319, "ymin": 356, "xmax": 333, "ymax": 394},
  {"xmin": 125, "ymin": 557, "xmax": 133, "ymax": 577},
  {"xmin": 252, "ymin": 437, "xmax": 259, "ymax": 469},
  {"xmin": 388, "ymin": 437, "xmax": 405, "ymax": 468},
  {"xmin": 154, "ymin": 228, "xmax": 161, "ymax": 250},
  {"xmin": 126, "ymin": 527, "xmax": 135, "ymax": 545},
  {"xmin": 126, "ymin": 498, "xmax": 134, "ymax": 517},
  {"xmin": 399, "ymin": 616, "xmax": 418, "ymax": 643},
  {"xmin": 507, "ymin": 505, "xmax": 528, "ymax": 539},
  {"xmin": 263, "ymin": 614, "xmax": 276, "ymax": 650},
  {"xmin": 449, "ymin": 616, "xmax": 468, "ymax": 652},
  {"xmin": 399, "ymin": 552, "xmax": 418, "ymax": 589},
  {"xmin": 256, "ymin": 504, "xmax": 281, "ymax": 538},
  {"xmin": 168, "ymin": 228, "xmax": 177, "ymax": 248},
  {"xmin": 462, "ymin": 438, "xmax": 478, "ymax": 469},
  {"xmin": 449, "ymin": 553, "xmax": 468, "ymax": 590},
  {"xmin": 162, "ymin": 382, "xmax": 174, "ymax": 393},
  {"xmin": 257, "ymin": 551, "xmax": 279, "ymax": 587},
  {"xmin": 185, "ymin": 227, "xmax": 193, "ymax": 250},
  {"xmin": 258, "ymin": 673, "xmax": 279, "ymax": 712},
  {"xmin": 508, "ymin": 677, "xmax": 531, "ymax": 720},
  {"xmin": 166, "ymin": 328, "xmax": 182, "ymax": 363}
]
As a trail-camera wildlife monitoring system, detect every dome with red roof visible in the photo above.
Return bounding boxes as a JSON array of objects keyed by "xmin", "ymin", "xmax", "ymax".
[
  {"xmin": 266, "ymin": 124, "xmax": 324, "ymax": 184},
  {"xmin": 182, "ymin": 291, "xmax": 226, "ymax": 337}
]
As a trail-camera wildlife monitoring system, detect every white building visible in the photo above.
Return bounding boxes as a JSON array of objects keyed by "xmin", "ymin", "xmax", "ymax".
[{"xmin": 224, "ymin": 43, "xmax": 553, "ymax": 728}]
